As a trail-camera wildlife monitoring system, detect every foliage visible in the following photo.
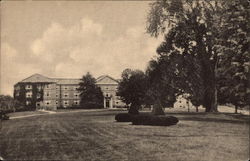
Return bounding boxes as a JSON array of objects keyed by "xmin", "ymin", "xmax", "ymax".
[
  {"xmin": 14, "ymin": 83, "xmax": 45, "ymax": 110},
  {"xmin": 132, "ymin": 115, "xmax": 179, "ymax": 126},
  {"xmin": 117, "ymin": 69, "xmax": 148, "ymax": 114},
  {"xmin": 0, "ymin": 111, "xmax": 9, "ymax": 120},
  {"xmin": 146, "ymin": 0, "xmax": 250, "ymax": 112},
  {"xmin": 217, "ymin": 0, "xmax": 250, "ymax": 113},
  {"xmin": 146, "ymin": 56, "xmax": 179, "ymax": 115},
  {"xmin": 78, "ymin": 72, "xmax": 104, "ymax": 108},
  {"xmin": 0, "ymin": 95, "xmax": 25, "ymax": 113}
]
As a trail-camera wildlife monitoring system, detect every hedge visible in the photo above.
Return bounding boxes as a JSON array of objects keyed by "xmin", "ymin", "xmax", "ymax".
[
  {"xmin": 132, "ymin": 115, "xmax": 178, "ymax": 126},
  {"xmin": 115, "ymin": 113, "xmax": 133, "ymax": 122},
  {"xmin": 0, "ymin": 111, "xmax": 9, "ymax": 120}
]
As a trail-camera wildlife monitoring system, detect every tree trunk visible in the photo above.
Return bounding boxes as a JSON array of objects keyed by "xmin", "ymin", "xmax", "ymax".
[
  {"xmin": 152, "ymin": 99, "xmax": 165, "ymax": 115},
  {"xmin": 196, "ymin": 106, "xmax": 199, "ymax": 112},
  {"xmin": 128, "ymin": 102, "xmax": 139, "ymax": 115},
  {"xmin": 196, "ymin": 25, "xmax": 218, "ymax": 113},
  {"xmin": 235, "ymin": 105, "xmax": 238, "ymax": 114},
  {"xmin": 202, "ymin": 62, "xmax": 218, "ymax": 112},
  {"xmin": 204, "ymin": 84, "xmax": 218, "ymax": 112},
  {"xmin": 187, "ymin": 101, "xmax": 190, "ymax": 112}
]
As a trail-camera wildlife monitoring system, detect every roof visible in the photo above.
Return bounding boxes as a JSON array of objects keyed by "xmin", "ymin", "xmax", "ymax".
[
  {"xmin": 18, "ymin": 74, "xmax": 119, "ymax": 85},
  {"xmin": 20, "ymin": 74, "xmax": 55, "ymax": 83},
  {"xmin": 96, "ymin": 75, "xmax": 119, "ymax": 84},
  {"xmin": 54, "ymin": 78, "xmax": 81, "ymax": 85}
]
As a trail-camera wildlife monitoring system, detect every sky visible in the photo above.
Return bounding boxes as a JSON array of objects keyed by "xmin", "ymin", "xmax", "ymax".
[{"xmin": 0, "ymin": 1, "xmax": 163, "ymax": 96}]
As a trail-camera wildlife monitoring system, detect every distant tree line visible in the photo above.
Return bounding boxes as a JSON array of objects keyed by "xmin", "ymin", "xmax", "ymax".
[{"xmin": 0, "ymin": 95, "xmax": 25, "ymax": 113}]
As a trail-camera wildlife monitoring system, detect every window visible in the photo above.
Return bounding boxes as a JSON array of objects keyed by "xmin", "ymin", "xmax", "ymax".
[
  {"xmin": 74, "ymin": 86, "xmax": 78, "ymax": 90},
  {"xmin": 56, "ymin": 94, "xmax": 58, "ymax": 98},
  {"xmin": 106, "ymin": 87, "xmax": 109, "ymax": 90},
  {"xmin": 64, "ymin": 86, "xmax": 68, "ymax": 90},
  {"xmin": 74, "ymin": 100, "xmax": 79, "ymax": 105},
  {"xmin": 26, "ymin": 100, "xmax": 31, "ymax": 105},
  {"xmin": 15, "ymin": 85, "xmax": 20, "ymax": 90},
  {"xmin": 45, "ymin": 101, "xmax": 50, "ymax": 106},
  {"xmin": 56, "ymin": 101, "xmax": 58, "ymax": 105},
  {"xmin": 26, "ymin": 92, "xmax": 32, "ymax": 98},
  {"xmin": 63, "ymin": 101, "xmax": 69, "ymax": 107},
  {"xmin": 15, "ymin": 92, "xmax": 20, "ymax": 97},
  {"xmin": 116, "ymin": 102, "xmax": 119, "ymax": 104},
  {"xmin": 37, "ymin": 94, "xmax": 41, "ymax": 98},
  {"xmin": 26, "ymin": 85, "xmax": 32, "ymax": 89},
  {"xmin": 37, "ymin": 85, "xmax": 41, "ymax": 90},
  {"xmin": 46, "ymin": 84, "xmax": 50, "ymax": 88},
  {"xmin": 74, "ymin": 93, "xmax": 78, "ymax": 98},
  {"xmin": 46, "ymin": 92, "xmax": 50, "ymax": 97},
  {"xmin": 64, "ymin": 93, "xmax": 68, "ymax": 98}
]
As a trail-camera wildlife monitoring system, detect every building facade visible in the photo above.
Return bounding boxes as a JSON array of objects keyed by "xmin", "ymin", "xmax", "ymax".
[{"xmin": 14, "ymin": 74, "xmax": 125, "ymax": 110}]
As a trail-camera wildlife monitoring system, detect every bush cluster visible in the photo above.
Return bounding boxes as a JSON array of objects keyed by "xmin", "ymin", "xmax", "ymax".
[
  {"xmin": 115, "ymin": 113, "xmax": 179, "ymax": 126},
  {"xmin": 132, "ymin": 115, "xmax": 178, "ymax": 126},
  {"xmin": 0, "ymin": 111, "xmax": 9, "ymax": 120},
  {"xmin": 115, "ymin": 113, "xmax": 133, "ymax": 122}
]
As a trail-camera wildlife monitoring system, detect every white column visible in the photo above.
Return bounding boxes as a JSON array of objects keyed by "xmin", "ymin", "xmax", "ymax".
[
  {"xmin": 104, "ymin": 98, "xmax": 106, "ymax": 108},
  {"xmin": 110, "ymin": 97, "xmax": 113, "ymax": 108}
]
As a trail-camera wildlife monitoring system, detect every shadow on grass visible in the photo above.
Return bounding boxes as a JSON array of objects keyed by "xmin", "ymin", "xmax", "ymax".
[
  {"xmin": 168, "ymin": 112, "xmax": 250, "ymax": 124},
  {"xmin": 179, "ymin": 117, "xmax": 249, "ymax": 124},
  {"xmin": 135, "ymin": 133, "xmax": 244, "ymax": 138}
]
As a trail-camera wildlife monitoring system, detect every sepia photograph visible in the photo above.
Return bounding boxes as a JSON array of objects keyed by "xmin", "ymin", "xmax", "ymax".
[{"xmin": 0, "ymin": 0, "xmax": 249, "ymax": 161}]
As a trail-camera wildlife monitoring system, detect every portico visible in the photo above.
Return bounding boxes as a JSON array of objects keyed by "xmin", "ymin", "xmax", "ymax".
[{"xmin": 96, "ymin": 75, "xmax": 125, "ymax": 108}]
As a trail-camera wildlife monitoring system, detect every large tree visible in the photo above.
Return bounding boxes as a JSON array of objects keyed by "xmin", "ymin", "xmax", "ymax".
[
  {"xmin": 217, "ymin": 0, "xmax": 250, "ymax": 113},
  {"xmin": 78, "ymin": 72, "xmax": 104, "ymax": 108},
  {"xmin": 146, "ymin": 0, "xmax": 250, "ymax": 112},
  {"xmin": 146, "ymin": 57, "xmax": 177, "ymax": 115},
  {"xmin": 117, "ymin": 69, "xmax": 148, "ymax": 114}
]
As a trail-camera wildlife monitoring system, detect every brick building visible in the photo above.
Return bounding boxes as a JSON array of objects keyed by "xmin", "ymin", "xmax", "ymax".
[{"xmin": 14, "ymin": 74, "xmax": 125, "ymax": 110}]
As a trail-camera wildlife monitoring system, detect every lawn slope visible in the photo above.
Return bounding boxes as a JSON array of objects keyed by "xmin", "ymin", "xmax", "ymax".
[{"xmin": 0, "ymin": 110, "xmax": 249, "ymax": 161}]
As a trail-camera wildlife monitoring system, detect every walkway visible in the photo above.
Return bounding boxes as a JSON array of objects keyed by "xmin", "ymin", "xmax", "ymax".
[{"xmin": 9, "ymin": 109, "xmax": 110, "ymax": 120}]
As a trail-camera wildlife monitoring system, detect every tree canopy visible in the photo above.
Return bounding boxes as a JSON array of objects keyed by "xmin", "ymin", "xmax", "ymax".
[
  {"xmin": 78, "ymin": 72, "xmax": 104, "ymax": 109},
  {"xmin": 146, "ymin": 0, "xmax": 250, "ymax": 112},
  {"xmin": 117, "ymin": 69, "xmax": 148, "ymax": 114}
]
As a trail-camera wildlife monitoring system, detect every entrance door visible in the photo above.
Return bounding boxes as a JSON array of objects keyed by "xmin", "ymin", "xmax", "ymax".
[
  {"xmin": 106, "ymin": 100, "xmax": 110, "ymax": 108},
  {"xmin": 36, "ymin": 102, "xmax": 41, "ymax": 110}
]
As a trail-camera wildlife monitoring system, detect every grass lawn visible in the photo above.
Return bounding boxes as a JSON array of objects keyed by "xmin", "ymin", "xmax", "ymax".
[{"xmin": 0, "ymin": 110, "xmax": 249, "ymax": 161}]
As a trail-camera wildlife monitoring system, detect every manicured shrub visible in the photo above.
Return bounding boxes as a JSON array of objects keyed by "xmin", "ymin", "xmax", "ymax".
[
  {"xmin": 132, "ymin": 115, "xmax": 178, "ymax": 126},
  {"xmin": 0, "ymin": 111, "xmax": 9, "ymax": 120},
  {"xmin": 115, "ymin": 113, "xmax": 133, "ymax": 122}
]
